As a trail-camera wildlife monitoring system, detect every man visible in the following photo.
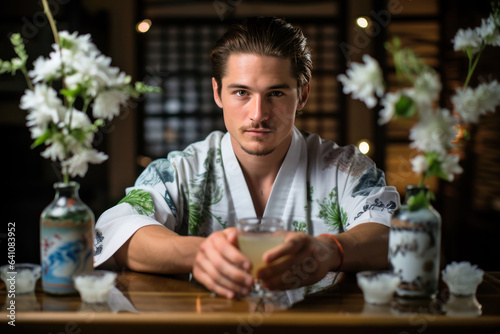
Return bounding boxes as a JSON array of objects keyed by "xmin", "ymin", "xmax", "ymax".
[{"xmin": 94, "ymin": 17, "xmax": 400, "ymax": 299}]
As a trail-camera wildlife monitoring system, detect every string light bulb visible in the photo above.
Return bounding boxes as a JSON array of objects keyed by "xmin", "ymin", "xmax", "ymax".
[
  {"xmin": 356, "ymin": 17, "xmax": 369, "ymax": 29},
  {"xmin": 136, "ymin": 19, "xmax": 152, "ymax": 33},
  {"xmin": 358, "ymin": 140, "xmax": 370, "ymax": 154}
]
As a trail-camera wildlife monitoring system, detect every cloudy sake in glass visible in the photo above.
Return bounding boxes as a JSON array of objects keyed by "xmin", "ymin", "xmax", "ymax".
[{"xmin": 237, "ymin": 217, "xmax": 285, "ymax": 280}]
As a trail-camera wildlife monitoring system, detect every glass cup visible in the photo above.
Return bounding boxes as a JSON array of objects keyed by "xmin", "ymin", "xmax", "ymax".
[
  {"xmin": 0, "ymin": 263, "xmax": 41, "ymax": 294},
  {"xmin": 236, "ymin": 217, "xmax": 285, "ymax": 297},
  {"xmin": 356, "ymin": 270, "xmax": 400, "ymax": 305},
  {"xmin": 74, "ymin": 270, "xmax": 117, "ymax": 304}
]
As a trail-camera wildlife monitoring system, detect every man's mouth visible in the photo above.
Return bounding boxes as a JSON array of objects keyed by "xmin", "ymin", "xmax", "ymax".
[{"xmin": 245, "ymin": 129, "xmax": 272, "ymax": 137}]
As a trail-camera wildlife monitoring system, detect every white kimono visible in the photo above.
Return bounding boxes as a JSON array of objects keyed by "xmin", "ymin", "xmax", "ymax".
[{"xmin": 94, "ymin": 127, "xmax": 400, "ymax": 273}]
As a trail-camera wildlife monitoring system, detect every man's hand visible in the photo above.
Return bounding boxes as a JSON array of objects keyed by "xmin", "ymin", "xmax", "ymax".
[
  {"xmin": 192, "ymin": 227, "xmax": 254, "ymax": 299},
  {"xmin": 256, "ymin": 232, "xmax": 340, "ymax": 290}
]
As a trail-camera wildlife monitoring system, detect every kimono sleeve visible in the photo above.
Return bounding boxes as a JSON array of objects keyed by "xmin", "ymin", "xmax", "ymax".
[
  {"xmin": 337, "ymin": 146, "xmax": 400, "ymax": 230},
  {"xmin": 93, "ymin": 158, "xmax": 182, "ymax": 267}
]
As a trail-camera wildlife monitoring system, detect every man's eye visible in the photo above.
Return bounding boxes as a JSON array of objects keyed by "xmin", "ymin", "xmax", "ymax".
[
  {"xmin": 270, "ymin": 91, "xmax": 284, "ymax": 97},
  {"xmin": 235, "ymin": 90, "xmax": 247, "ymax": 97}
]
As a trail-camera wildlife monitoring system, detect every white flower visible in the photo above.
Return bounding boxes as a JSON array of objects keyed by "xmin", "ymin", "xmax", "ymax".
[
  {"xmin": 408, "ymin": 71, "xmax": 442, "ymax": 107},
  {"xmin": 475, "ymin": 80, "xmax": 500, "ymax": 113},
  {"xmin": 476, "ymin": 17, "xmax": 500, "ymax": 47},
  {"xmin": 59, "ymin": 31, "xmax": 98, "ymax": 55},
  {"xmin": 409, "ymin": 108, "xmax": 458, "ymax": 155},
  {"xmin": 93, "ymin": 90, "xmax": 129, "ymax": 120},
  {"xmin": 65, "ymin": 109, "xmax": 95, "ymax": 146},
  {"xmin": 63, "ymin": 149, "xmax": 108, "ymax": 178},
  {"xmin": 452, "ymin": 87, "xmax": 481, "ymax": 123},
  {"xmin": 452, "ymin": 28, "xmax": 482, "ymax": 54},
  {"xmin": 452, "ymin": 81, "xmax": 500, "ymax": 123},
  {"xmin": 28, "ymin": 52, "xmax": 62, "ymax": 83},
  {"xmin": 337, "ymin": 54, "xmax": 384, "ymax": 108},
  {"xmin": 378, "ymin": 91, "xmax": 401, "ymax": 125},
  {"xmin": 21, "ymin": 84, "xmax": 66, "ymax": 137},
  {"xmin": 442, "ymin": 261, "xmax": 483, "ymax": 296},
  {"xmin": 439, "ymin": 153, "xmax": 463, "ymax": 181},
  {"xmin": 41, "ymin": 140, "xmax": 66, "ymax": 162},
  {"xmin": 20, "ymin": 84, "xmax": 64, "ymax": 116},
  {"xmin": 410, "ymin": 155, "xmax": 429, "ymax": 174},
  {"xmin": 66, "ymin": 109, "xmax": 92, "ymax": 128}
]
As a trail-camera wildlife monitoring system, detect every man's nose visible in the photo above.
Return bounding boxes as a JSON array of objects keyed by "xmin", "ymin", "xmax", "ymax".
[{"xmin": 249, "ymin": 95, "xmax": 269, "ymax": 123}]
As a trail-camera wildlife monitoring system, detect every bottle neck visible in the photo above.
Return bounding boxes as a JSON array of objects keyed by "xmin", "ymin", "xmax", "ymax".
[
  {"xmin": 53, "ymin": 181, "xmax": 80, "ymax": 200},
  {"xmin": 405, "ymin": 185, "xmax": 429, "ymax": 203}
]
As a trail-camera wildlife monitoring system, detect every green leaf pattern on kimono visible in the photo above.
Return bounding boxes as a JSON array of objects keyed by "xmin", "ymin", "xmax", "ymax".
[
  {"xmin": 136, "ymin": 158, "xmax": 176, "ymax": 185},
  {"xmin": 118, "ymin": 189, "xmax": 155, "ymax": 216},
  {"xmin": 187, "ymin": 147, "xmax": 226, "ymax": 235},
  {"xmin": 317, "ymin": 187, "xmax": 348, "ymax": 232},
  {"xmin": 136, "ymin": 158, "xmax": 181, "ymax": 217}
]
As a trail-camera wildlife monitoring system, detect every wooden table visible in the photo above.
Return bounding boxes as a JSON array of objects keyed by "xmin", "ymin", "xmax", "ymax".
[{"xmin": 1, "ymin": 271, "xmax": 499, "ymax": 334}]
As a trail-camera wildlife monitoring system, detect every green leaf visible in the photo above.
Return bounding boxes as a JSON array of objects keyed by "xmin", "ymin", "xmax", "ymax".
[
  {"xmin": 71, "ymin": 128, "xmax": 86, "ymax": 142},
  {"xmin": 30, "ymin": 128, "xmax": 52, "ymax": 149},
  {"xmin": 395, "ymin": 94, "xmax": 415, "ymax": 118},
  {"xmin": 118, "ymin": 189, "xmax": 155, "ymax": 216},
  {"xmin": 59, "ymin": 35, "xmax": 74, "ymax": 50},
  {"xmin": 60, "ymin": 85, "xmax": 83, "ymax": 103}
]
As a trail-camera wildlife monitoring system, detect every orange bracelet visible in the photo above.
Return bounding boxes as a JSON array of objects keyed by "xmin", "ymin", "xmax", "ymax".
[{"xmin": 319, "ymin": 233, "xmax": 344, "ymax": 272}]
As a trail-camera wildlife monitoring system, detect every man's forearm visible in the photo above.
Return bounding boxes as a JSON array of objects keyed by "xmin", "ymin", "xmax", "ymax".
[
  {"xmin": 335, "ymin": 223, "xmax": 390, "ymax": 271},
  {"xmin": 113, "ymin": 225, "xmax": 205, "ymax": 274}
]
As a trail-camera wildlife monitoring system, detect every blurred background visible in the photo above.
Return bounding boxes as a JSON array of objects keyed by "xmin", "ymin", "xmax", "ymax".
[{"xmin": 1, "ymin": 0, "xmax": 499, "ymax": 270}]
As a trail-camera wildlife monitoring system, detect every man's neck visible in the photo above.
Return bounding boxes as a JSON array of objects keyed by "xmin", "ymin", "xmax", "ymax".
[{"xmin": 231, "ymin": 136, "xmax": 292, "ymax": 216}]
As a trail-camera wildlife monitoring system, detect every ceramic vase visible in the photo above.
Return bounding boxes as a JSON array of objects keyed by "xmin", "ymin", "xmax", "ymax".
[
  {"xmin": 388, "ymin": 185, "xmax": 441, "ymax": 299},
  {"xmin": 40, "ymin": 181, "xmax": 94, "ymax": 295}
]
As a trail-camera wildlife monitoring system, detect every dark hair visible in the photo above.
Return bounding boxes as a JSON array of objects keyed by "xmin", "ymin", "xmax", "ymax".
[{"xmin": 210, "ymin": 17, "xmax": 313, "ymax": 97}]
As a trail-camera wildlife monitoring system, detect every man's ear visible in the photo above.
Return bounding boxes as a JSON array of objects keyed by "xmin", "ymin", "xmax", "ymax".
[
  {"xmin": 212, "ymin": 77, "xmax": 223, "ymax": 108},
  {"xmin": 297, "ymin": 82, "xmax": 311, "ymax": 111}
]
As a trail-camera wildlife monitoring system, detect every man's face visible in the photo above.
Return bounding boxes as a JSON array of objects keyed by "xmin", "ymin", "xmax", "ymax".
[{"xmin": 212, "ymin": 54, "xmax": 309, "ymax": 157}]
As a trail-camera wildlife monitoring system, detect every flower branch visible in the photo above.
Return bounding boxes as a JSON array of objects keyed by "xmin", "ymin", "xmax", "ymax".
[
  {"xmin": 338, "ymin": 2, "xmax": 500, "ymax": 210},
  {"xmin": 0, "ymin": 3, "xmax": 161, "ymax": 184}
]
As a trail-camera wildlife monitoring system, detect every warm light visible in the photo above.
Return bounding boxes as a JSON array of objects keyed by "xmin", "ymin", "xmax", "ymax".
[
  {"xmin": 356, "ymin": 17, "xmax": 369, "ymax": 29},
  {"xmin": 358, "ymin": 140, "xmax": 370, "ymax": 154},
  {"xmin": 136, "ymin": 19, "xmax": 152, "ymax": 33}
]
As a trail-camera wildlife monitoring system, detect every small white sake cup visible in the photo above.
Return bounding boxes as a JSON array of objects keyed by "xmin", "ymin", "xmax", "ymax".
[
  {"xmin": 0, "ymin": 263, "xmax": 41, "ymax": 294},
  {"xmin": 357, "ymin": 270, "xmax": 400, "ymax": 305},
  {"xmin": 74, "ymin": 270, "xmax": 117, "ymax": 304},
  {"xmin": 442, "ymin": 261, "xmax": 484, "ymax": 297}
]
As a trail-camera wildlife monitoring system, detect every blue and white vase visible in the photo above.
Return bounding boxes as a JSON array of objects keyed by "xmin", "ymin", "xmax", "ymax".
[
  {"xmin": 40, "ymin": 181, "xmax": 94, "ymax": 295},
  {"xmin": 388, "ymin": 185, "xmax": 441, "ymax": 299}
]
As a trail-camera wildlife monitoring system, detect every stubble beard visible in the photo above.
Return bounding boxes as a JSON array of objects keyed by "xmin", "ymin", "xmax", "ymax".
[
  {"xmin": 239, "ymin": 141, "xmax": 277, "ymax": 156},
  {"xmin": 238, "ymin": 122, "xmax": 278, "ymax": 156}
]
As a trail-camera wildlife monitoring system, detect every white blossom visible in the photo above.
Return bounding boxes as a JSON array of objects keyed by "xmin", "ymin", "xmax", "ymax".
[
  {"xmin": 408, "ymin": 71, "xmax": 442, "ymax": 107},
  {"xmin": 63, "ymin": 149, "xmax": 108, "ymax": 178},
  {"xmin": 41, "ymin": 140, "xmax": 66, "ymax": 162},
  {"xmin": 337, "ymin": 55, "xmax": 384, "ymax": 108},
  {"xmin": 410, "ymin": 155, "xmax": 429, "ymax": 174},
  {"xmin": 66, "ymin": 109, "xmax": 92, "ymax": 128},
  {"xmin": 409, "ymin": 108, "xmax": 458, "ymax": 155},
  {"xmin": 93, "ymin": 90, "xmax": 129, "ymax": 120},
  {"xmin": 452, "ymin": 28, "xmax": 482, "ymax": 54},
  {"xmin": 452, "ymin": 81, "xmax": 500, "ymax": 123},
  {"xmin": 65, "ymin": 109, "xmax": 95, "ymax": 146},
  {"xmin": 476, "ymin": 17, "xmax": 500, "ymax": 47},
  {"xmin": 475, "ymin": 80, "xmax": 500, "ymax": 113},
  {"xmin": 452, "ymin": 87, "xmax": 480, "ymax": 123},
  {"xmin": 28, "ymin": 52, "xmax": 62, "ymax": 83},
  {"xmin": 21, "ymin": 84, "xmax": 66, "ymax": 137},
  {"xmin": 439, "ymin": 153, "xmax": 463, "ymax": 181},
  {"xmin": 59, "ymin": 31, "xmax": 98, "ymax": 55},
  {"xmin": 378, "ymin": 91, "xmax": 401, "ymax": 125}
]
